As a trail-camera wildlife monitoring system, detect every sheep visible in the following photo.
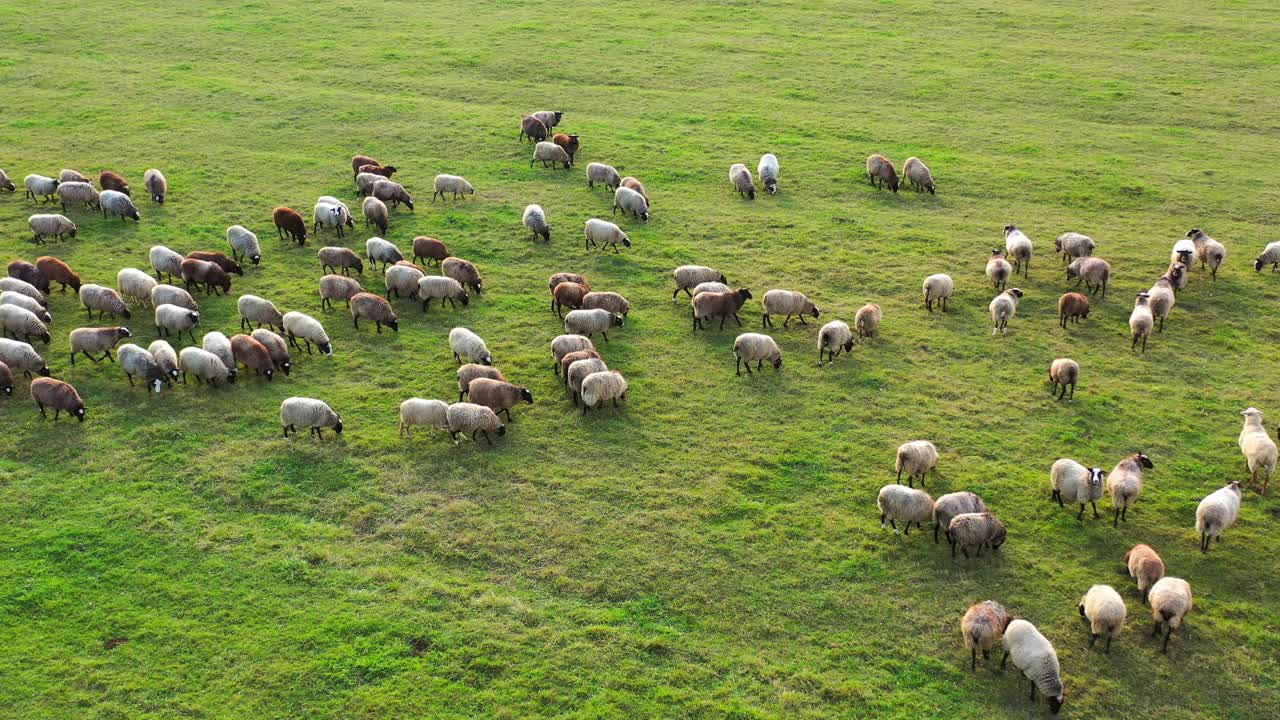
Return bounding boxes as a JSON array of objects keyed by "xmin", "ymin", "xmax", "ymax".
[
  {"xmin": 99, "ymin": 171, "xmax": 130, "ymax": 196},
  {"xmin": 117, "ymin": 268, "xmax": 157, "ymax": 307},
  {"xmin": 565, "ymin": 308, "xmax": 624, "ymax": 341},
  {"xmin": 584, "ymin": 218, "xmax": 631, "ymax": 253},
  {"xmin": 273, "ymin": 207, "xmax": 308, "ymax": 245},
  {"xmin": 520, "ymin": 115, "xmax": 549, "ymax": 143},
  {"xmin": 532, "ymin": 110, "xmax": 563, "ymax": 131},
  {"xmin": 550, "ymin": 272, "xmax": 590, "ymax": 294},
  {"xmin": 1129, "ymin": 292, "xmax": 1153, "ymax": 353},
  {"xmin": 559, "ymin": 348, "xmax": 602, "ymax": 384},
  {"xmin": 118, "ymin": 344, "xmax": 168, "ymax": 393},
  {"xmin": 733, "ymin": 333, "xmax": 783, "ymax": 375},
  {"xmin": 1195, "ymin": 481, "xmax": 1242, "ymax": 553},
  {"xmin": 418, "ymin": 275, "xmax": 469, "ymax": 312},
  {"xmin": 0, "ymin": 305, "xmax": 50, "ymax": 344},
  {"xmin": 1057, "ymin": 292, "xmax": 1089, "ymax": 328},
  {"xmin": 411, "ymin": 236, "xmax": 451, "ymax": 267},
  {"xmin": 865, "ymin": 154, "xmax": 898, "ymax": 192},
  {"xmin": 894, "ymin": 440, "xmax": 938, "ymax": 488},
  {"xmin": 1147, "ymin": 276, "xmax": 1176, "ymax": 332},
  {"xmin": 446, "ymin": 402, "xmax": 506, "ymax": 445},
  {"xmin": 948, "ymin": 512, "xmax": 1007, "ymax": 559},
  {"xmin": 1254, "ymin": 241, "xmax": 1280, "ymax": 272},
  {"xmin": 313, "ymin": 200, "xmax": 354, "ymax": 238},
  {"xmin": 373, "ymin": 179, "xmax": 415, "ymax": 210},
  {"xmin": 355, "ymin": 172, "xmax": 385, "ymax": 197},
  {"xmin": 1056, "ymin": 232, "xmax": 1095, "ymax": 262},
  {"xmin": 231, "ymin": 334, "xmax": 274, "ymax": 380},
  {"xmin": 23, "ymin": 174, "xmax": 59, "ymax": 202},
  {"xmin": 581, "ymin": 291, "xmax": 630, "ymax": 318},
  {"xmin": 150, "ymin": 245, "xmax": 184, "ymax": 282},
  {"xmin": 989, "ymin": 288, "xmax": 1023, "ymax": 335},
  {"xmin": 1123, "ymin": 544, "xmax": 1165, "ymax": 603},
  {"xmin": 1148, "ymin": 577, "xmax": 1192, "ymax": 654},
  {"xmin": 432, "ymin": 175, "xmax": 473, "ymax": 202},
  {"xmin": 0, "ymin": 168, "xmax": 13, "ymax": 192},
  {"xmin": 961, "ymin": 601, "xmax": 1010, "ymax": 671},
  {"xmin": 442, "ymin": 257, "xmax": 484, "ymax": 295},
  {"xmin": 468, "ymin": 378, "xmax": 533, "ymax": 420},
  {"xmin": 0, "ymin": 361, "xmax": 11, "ymax": 396},
  {"xmin": 450, "ymin": 327, "xmax": 492, "ymax": 365},
  {"xmin": 1050, "ymin": 458, "xmax": 1104, "ymax": 519},
  {"xmin": 399, "ymin": 398, "xmax": 450, "ymax": 438},
  {"xmin": 1186, "ymin": 228, "xmax": 1226, "ymax": 279},
  {"xmin": 147, "ymin": 339, "xmax": 180, "ymax": 381},
  {"xmin": 1170, "ymin": 238, "xmax": 1195, "ymax": 270},
  {"xmin": 30, "ymin": 377, "xmax": 85, "ymax": 421},
  {"xmin": 283, "ymin": 311, "xmax": 333, "ymax": 356},
  {"xmin": 1165, "ymin": 261, "xmax": 1188, "ymax": 292},
  {"xmin": 586, "ymin": 163, "xmax": 621, "ymax": 192},
  {"xmin": 69, "ymin": 327, "xmax": 131, "ymax": 363},
  {"xmin": 151, "ymin": 284, "xmax": 197, "ymax": 312},
  {"xmin": 35, "ymin": 256, "xmax": 80, "ymax": 292},
  {"xmin": 1106, "ymin": 452, "xmax": 1154, "ymax": 527},
  {"xmin": 55, "ymin": 182, "xmax": 99, "ymax": 212},
  {"xmin": 532, "ymin": 141, "xmax": 572, "ymax": 169},
  {"xmin": 1003, "ymin": 225, "xmax": 1033, "ymax": 277},
  {"xmin": 902, "ymin": 156, "xmax": 936, "ymax": 194},
  {"xmin": 365, "ymin": 237, "xmax": 404, "ymax": 271},
  {"xmin": 692, "ymin": 289, "xmax": 753, "ymax": 331},
  {"xmin": 551, "ymin": 282, "xmax": 589, "ymax": 318},
  {"xmin": 251, "ymin": 329, "xmax": 291, "ymax": 376},
  {"xmin": 933, "ymin": 491, "xmax": 987, "ymax": 544},
  {"xmin": 613, "ymin": 186, "xmax": 650, "ymax": 221},
  {"xmin": 762, "ymin": 289, "xmax": 819, "ymax": 328},
  {"xmin": 876, "ymin": 484, "xmax": 934, "ymax": 535},
  {"xmin": 814, "ymin": 319, "xmax": 855, "ymax": 365},
  {"xmin": 178, "ymin": 347, "xmax": 235, "ymax": 386},
  {"xmin": 281, "ymin": 397, "xmax": 343, "ymax": 439},
  {"xmin": 350, "ymin": 292, "xmax": 399, "ymax": 332},
  {"xmin": 100, "ymin": 190, "xmax": 140, "ymax": 222},
  {"xmin": 79, "ymin": 284, "xmax": 131, "ymax": 320},
  {"xmin": 985, "ymin": 250, "xmax": 1012, "ymax": 290},
  {"xmin": 551, "ymin": 334, "xmax": 594, "ymax": 374},
  {"xmin": 728, "ymin": 163, "xmax": 755, "ymax": 199},
  {"xmin": 673, "ymin": 266, "xmax": 727, "ymax": 300},
  {"xmin": 0, "ymin": 291, "xmax": 51, "ymax": 323},
  {"xmin": 314, "ymin": 275, "xmax": 363, "ymax": 312},
  {"xmin": 567, "ymin": 357, "xmax": 609, "ymax": 405},
  {"xmin": 1238, "ymin": 406, "xmax": 1277, "ymax": 494},
  {"xmin": 202, "ymin": 332, "xmax": 237, "ymax": 381},
  {"xmin": 757, "ymin": 153, "xmax": 779, "ymax": 194},
  {"xmin": 1066, "ymin": 256, "xmax": 1110, "ymax": 296},
  {"xmin": 1048, "ymin": 358, "xmax": 1079, "ymax": 401},
  {"xmin": 580, "ymin": 370, "xmax": 628, "ymax": 415},
  {"xmin": 179, "ymin": 258, "xmax": 232, "ymax": 296},
  {"xmin": 0, "ymin": 278, "xmax": 46, "ymax": 307},
  {"xmin": 143, "ymin": 169, "xmax": 167, "ymax": 204},
  {"xmin": 1000, "ymin": 620, "xmax": 1064, "ymax": 713},
  {"xmin": 620, "ymin": 176, "xmax": 648, "ymax": 205},
  {"xmin": 553, "ymin": 133, "xmax": 581, "ymax": 164},
  {"xmin": 384, "ymin": 263, "xmax": 424, "ymax": 300},
  {"xmin": 8, "ymin": 261, "xmax": 47, "ymax": 295},
  {"xmin": 351, "ymin": 154, "xmax": 379, "ymax": 178},
  {"xmin": 319, "ymin": 247, "xmax": 364, "ymax": 276},
  {"xmin": 362, "ymin": 196, "xmax": 389, "ymax": 235},
  {"xmin": 922, "ymin": 273, "xmax": 953, "ymax": 312},
  {"xmin": 523, "ymin": 205, "xmax": 551, "ymax": 242},
  {"xmin": 457, "ymin": 364, "xmax": 506, "ymax": 402},
  {"xmin": 693, "ymin": 281, "xmax": 730, "ymax": 296},
  {"xmin": 0, "ymin": 338, "xmax": 50, "ymax": 377},
  {"xmin": 236, "ymin": 294, "xmax": 283, "ymax": 332}
]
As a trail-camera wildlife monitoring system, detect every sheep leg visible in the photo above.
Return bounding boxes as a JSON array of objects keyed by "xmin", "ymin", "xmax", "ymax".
[
  {"xmin": 975, "ymin": 543, "xmax": 982, "ymax": 557},
  {"xmin": 1029, "ymin": 679, "xmax": 1036, "ymax": 701},
  {"xmin": 36, "ymin": 401, "xmax": 46, "ymax": 417},
  {"xmin": 757, "ymin": 360, "xmax": 763, "ymax": 371},
  {"xmin": 1159, "ymin": 315, "xmax": 1165, "ymax": 333},
  {"xmin": 970, "ymin": 648, "xmax": 977, "ymax": 671},
  {"xmin": 1058, "ymin": 383, "xmax": 1067, "ymax": 400},
  {"xmin": 1162, "ymin": 627, "xmax": 1172, "ymax": 654},
  {"xmin": 1089, "ymin": 633, "xmax": 1098, "ymax": 648},
  {"xmin": 735, "ymin": 356, "xmax": 742, "ymax": 375},
  {"xmin": 999, "ymin": 651, "xmax": 1008, "ymax": 669},
  {"xmin": 733, "ymin": 313, "xmax": 742, "ymax": 327},
  {"xmin": 762, "ymin": 313, "xmax": 770, "ymax": 328},
  {"xmin": 54, "ymin": 408, "xmax": 61, "ymax": 419},
  {"xmin": 1069, "ymin": 383, "xmax": 1075, "ymax": 399},
  {"xmin": 961, "ymin": 547, "xmax": 970, "ymax": 559},
  {"xmin": 126, "ymin": 373, "xmax": 134, "ymax": 387},
  {"xmin": 744, "ymin": 358, "xmax": 753, "ymax": 374}
]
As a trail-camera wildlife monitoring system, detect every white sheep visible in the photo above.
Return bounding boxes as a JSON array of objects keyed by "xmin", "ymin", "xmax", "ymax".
[
  {"xmin": 1148, "ymin": 577, "xmax": 1192, "ymax": 654},
  {"xmin": 532, "ymin": 141, "xmax": 572, "ymax": 169},
  {"xmin": 362, "ymin": 196, "xmax": 389, "ymax": 235},
  {"xmin": 432, "ymin": 174, "xmax": 474, "ymax": 201},
  {"xmin": 985, "ymin": 250, "xmax": 1012, "ymax": 290},
  {"xmin": 0, "ymin": 291, "xmax": 50, "ymax": 323},
  {"xmin": 118, "ymin": 344, "xmax": 167, "ymax": 393},
  {"xmin": 280, "ymin": 397, "xmax": 343, "ymax": 439},
  {"xmin": 757, "ymin": 153, "xmax": 779, "ymax": 194},
  {"xmin": 584, "ymin": 218, "xmax": 631, "ymax": 253},
  {"xmin": 989, "ymin": 288, "xmax": 1023, "ymax": 335},
  {"xmin": 1129, "ymin": 292, "xmax": 1153, "ymax": 353},
  {"xmin": 1106, "ymin": 452, "xmax": 1153, "ymax": 527},
  {"xmin": 1238, "ymin": 406, "xmax": 1276, "ymax": 494},
  {"xmin": 1000, "ymin": 619, "xmax": 1064, "ymax": 713},
  {"xmin": 446, "ymin": 402, "xmax": 506, "ymax": 445},
  {"xmin": 1254, "ymin": 241, "xmax": 1280, "ymax": 272},
  {"xmin": 612, "ymin": 186, "xmax": 650, "ymax": 221},
  {"xmin": 24, "ymin": 174, "xmax": 59, "ymax": 202},
  {"xmin": 1195, "ymin": 481, "xmax": 1242, "ymax": 553},
  {"xmin": 143, "ymin": 168, "xmax": 167, "ymax": 203},
  {"xmin": 178, "ymin": 347, "xmax": 233, "ymax": 386},
  {"xmin": 154, "ymin": 304, "xmax": 200, "ymax": 342},
  {"xmin": 355, "ymin": 172, "xmax": 384, "ymax": 197},
  {"xmin": 922, "ymin": 273, "xmax": 953, "ymax": 312},
  {"xmin": 960, "ymin": 600, "xmax": 1010, "ymax": 671},
  {"xmin": 313, "ymin": 200, "xmax": 353, "ymax": 238},
  {"xmin": 728, "ymin": 163, "xmax": 755, "ymax": 199},
  {"xmin": 1147, "ymin": 276, "xmax": 1175, "ymax": 332},
  {"xmin": 567, "ymin": 358, "xmax": 608, "ymax": 406},
  {"xmin": 551, "ymin": 334, "xmax": 594, "ymax": 373},
  {"xmin": 237, "ymin": 294, "xmax": 284, "ymax": 331},
  {"xmin": 761, "ymin": 289, "xmax": 820, "ymax": 329},
  {"xmin": 693, "ymin": 281, "xmax": 730, "ymax": 296},
  {"xmin": 365, "ymin": 237, "xmax": 404, "ymax": 270},
  {"xmin": 150, "ymin": 245, "xmax": 185, "ymax": 282},
  {"xmin": 1049, "ymin": 357, "xmax": 1079, "ymax": 401},
  {"xmin": 0, "ymin": 305, "xmax": 50, "ymax": 344},
  {"xmin": 399, "ymin": 398, "xmax": 450, "ymax": 438},
  {"xmin": 895, "ymin": 440, "xmax": 938, "ymax": 488},
  {"xmin": 1055, "ymin": 232, "xmax": 1095, "ymax": 262},
  {"xmin": 523, "ymin": 204, "xmax": 550, "ymax": 242},
  {"xmin": 152, "ymin": 284, "xmax": 198, "ymax": 311},
  {"xmin": 1003, "ymin": 225, "xmax": 1033, "ymax": 277},
  {"xmin": 117, "ymin": 268, "xmax": 157, "ymax": 307},
  {"xmin": 383, "ymin": 264, "xmax": 424, "ymax": 301},
  {"xmin": 418, "ymin": 275, "xmax": 469, "ymax": 311},
  {"xmin": 932, "ymin": 491, "xmax": 986, "ymax": 544},
  {"xmin": 0, "ymin": 278, "xmax": 46, "ymax": 307},
  {"xmin": 1049, "ymin": 458, "xmax": 1104, "ymax": 520},
  {"xmin": 0, "ymin": 338, "xmax": 49, "ymax": 377},
  {"xmin": 817, "ymin": 320, "xmax": 853, "ymax": 365},
  {"xmin": 224, "ymin": 225, "xmax": 261, "ymax": 267},
  {"xmin": 449, "ymin": 327, "xmax": 492, "ymax": 365},
  {"xmin": 586, "ymin": 163, "xmax": 621, "ymax": 191},
  {"xmin": 673, "ymin": 266, "xmax": 727, "ymax": 300},
  {"xmin": 28, "ymin": 214, "xmax": 78, "ymax": 244},
  {"xmin": 732, "ymin": 333, "xmax": 782, "ymax": 375},
  {"xmin": 1186, "ymin": 228, "xmax": 1226, "ymax": 279},
  {"xmin": 580, "ymin": 370, "xmax": 628, "ymax": 414},
  {"xmin": 564, "ymin": 308, "xmax": 624, "ymax": 341},
  {"xmin": 1078, "ymin": 584, "xmax": 1126, "ymax": 653},
  {"xmin": 876, "ymin": 484, "xmax": 934, "ymax": 535},
  {"xmin": 100, "ymin": 189, "xmax": 140, "ymax": 222},
  {"xmin": 147, "ymin": 339, "xmax": 180, "ymax": 381},
  {"xmin": 56, "ymin": 182, "xmax": 99, "ymax": 212},
  {"xmin": 283, "ymin": 311, "xmax": 333, "ymax": 356}
]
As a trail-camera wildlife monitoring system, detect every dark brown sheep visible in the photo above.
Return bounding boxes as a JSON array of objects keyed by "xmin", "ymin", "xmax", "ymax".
[
  {"xmin": 548, "ymin": 272, "xmax": 589, "ymax": 294},
  {"xmin": 231, "ymin": 334, "xmax": 274, "ymax": 381},
  {"xmin": 442, "ymin": 257, "xmax": 483, "ymax": 295},
  {"xmin": 350, "ymin": 292, "xmax": 398, "ymax": 333},
  {"xmin": 273, "ymin": 206, "xmax": 308, "ymax": 245},
  {"xmin": 412, "ymin": 236, "xmax": 450, "ymax": 266},
  {"xmin": 186, "ymin": 250, "xmax": 244, "ymax": 277},
  {"xmin": 520, "ymin": 116, "xmax": 548, "ymax": 143},
  {"xmin": 30, "ymin": 377, "xmax": 85, "ymax": 421},
  {"xmin": 351, "ymin": 154, "xmax": 378, "ymax": 178},
  {"xmin": 356, "ymin": 163, "xmax": 397, "ymax": 178},
  {"xmin": 1058, "ymin": 292, "xmax": 1090, "ymax": 328},
  {"xmin": 553, "ymin": 133, "xmax": 580, "ymax": 163},
  {"xmin": 8, "ymin": 261, "xmax": 49, "ymax": 295},
  {"xmin": 551, "ymin": 282, "xmax": 589, "ymax": 318},
  {"xmin": 99, "ymin": 171, "xmax": 131, "ymax": 196},
  {"xmin": 558, "ymin": 349, "xmax": 602, "ymax": 385},
  {"xmin": 866, "ymin": 154, "xmax": 899, "ymax": 193},
  {"xmin": 179, "ymin": 258, "xmax": 232, "ymax": 296},
  {"xmin": 34, "ymin": 256, "xmax": 81, "ymax": 292},
  {"xmin": 692, "ymin": 289, "xmax": 753, "ymax": 330}
]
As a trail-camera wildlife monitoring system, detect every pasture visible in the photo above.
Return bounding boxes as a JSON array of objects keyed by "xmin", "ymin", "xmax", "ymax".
[{"xmin": 1, "ymin": 0, "xmax": 1279, "ymax": 717}]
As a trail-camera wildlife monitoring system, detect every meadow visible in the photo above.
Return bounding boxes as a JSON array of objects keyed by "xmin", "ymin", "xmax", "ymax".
[{"xmin": 1, "ymin": 0, "xmax": 1279, "ymax": 717}]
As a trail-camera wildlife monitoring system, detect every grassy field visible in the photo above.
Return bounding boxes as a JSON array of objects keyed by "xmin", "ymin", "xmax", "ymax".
[{"xmin": 1, "ymin": 0, "xmax": 1279, "ymax": 717}]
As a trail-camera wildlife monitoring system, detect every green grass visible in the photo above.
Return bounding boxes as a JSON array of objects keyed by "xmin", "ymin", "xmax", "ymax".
[{"xmin": 2, "ymin": 0, "xmax": 1279, "ymax": 717}]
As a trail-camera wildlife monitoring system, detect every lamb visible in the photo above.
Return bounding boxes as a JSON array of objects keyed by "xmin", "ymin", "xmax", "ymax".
[
  {"xmin": 69, "ymin": 327, "xmax": 131, "ymax": 363},
  {"xmin": 1050, "ymin": 458, "xmax": 1104, "ymax": 519},
  {"xmin": 59, "ymin": 169, "xmax": 90, "ymax": 184},
  {"xmin": 584, "ymin": 218, "xmax": 631, "ymax": 253},
  {"xmin": 273, "ymin": 206, "xmax": 308, "ymax": 245},
  {"xmin": 30, "ymin": 377, "xmax": 85, "ymax": 421},
  {"xmin": 362, "ymin": 196, "xmax": 389, "ymax": 235},
  {"xmin": 442, "ymin": 257, "xmax": 484, "ymax": 295},
  {"xmin": 56, "ymin": 181, "xmax": 99, "ymax": 212},
  {"xmin": 580, "ymin": 370, "xmax": 628, "ymax": 414},
  {"xmin": 0, "ymin": 168, "xmax": 13, "ymax": 192},
  {"xmin": 1196, "ymin": 481, "xmax": 1242, "ymax": 553},
  {"xmin": 8, "ymin": 261, "xmax": 48, "ymax": 295},
  {"xmin": 732, "ymin": 333, "xmax": 783, "ymax": 375},
  {"xmin": 179, "ymin": 258, "xmax": 232, "ymax": 296},
  {"xmin": 467, "ymin": 378, "xmax": 533, "ymax": 420},
  {"xmin": 283, "ymin": 311, "xmax": 333, "ymax": 356},
  {"xmin": 445, "ymin": 402, "xmax": 506, "ymax": 445},
  {"xmin": 1147, "ymin": 276, "xmax": 1176, "ymax": 332},
  {"xmin": 564, "ymin": 308, "xmax": 624, "ymax": 341},
  {"xmin": 1066, "ymin": 256, "xmax": 1110, "ymax": 296},
  {"xmin": 989, "ymin": 288, "xmax": 1023, "ymax": 335},
  {"xmin": 613, "ymin": 186, "xmax": 650, "ymax": 221},
  {"xmin": 1123, "ymin": 544, "xmax": 1165, "ymax": 602},
  {"xmin": 23, "ymin": 174, "xmax": 59, "ymax": 202},
  {"xmin": 922, "ymin": 273, "xmax": 953, "ymax": 312},
  {"xmin": 450, "ymin": 327, "xmax": 492, "ymax": 365},
  {"xmin": 551, "ymin": 334, "xmax": 594, "ymax": 374},
  {"xmin": 1048, "ymin": 358, "xmax": 1079, "ymax": 400},
  {"xmin": 520, "ymin": 115, "xmax": 549, "ymax": 143},
  {"xmin": 1056, "ymin": 232, "xmax": 1095, "ymax": 262},
  {"xmin": 1003, "ymin": 225, "xmax": 1033, "ymax": 277},
  {"xmin": 758, "ymin": 153, "xmax": 779, "ymax": 194},
  {"xmin": 531, "ymin": 110, "xmax": 563, "ymax": 131},
  {"xmin": 118, "ymin": 344, "xmax": 168, "ymax": 393},
  {"xmin": 567, "ymin": 357, "xmax": 609, "ymax": 405},
  {"xmin": 350, "ymin": 292, "xmax": 399, "ymax": 332},
  {"xmin": 1129, "ymin": 292, "xmax": 1153, "ymax": 353},
  {"xmin": 948, "ymin": 512, "xmax": 1007, "ymax": 559},
  {"xmin": 581, "ymin": 291, "xmax": 630, "ymax": 318},
  {"xmin": 383, "ymin": 263, "xmax": 424, "ymax": 300},
  {"xmin": 1238, "ymin": 406, "xmax": 1277, "ymax": 494},
  {"xmin": 960, "ymin": 601, "xmax": 1010, "ymax": 671},
  {"xmin": 876, "ymin": 484, "xmax": 934, "ymax": 535},
  {"xmin": 985, "ymin": 250, "xmax": 1012, "ymax": 290},
  {"xmin": 895, "ymin": 440, "xmax": 938, "ymax": 488},
  {"xmin": 365, "ymin": 237, "xmax": 404, "ymax": 270},
  {"xmin": 35, "ymin": 257, "xmax": 80, "ymax": 292},
  {"xmin": 0, "ymin": 361, "xmax": 11, "ymax": 396},
  {"xmin": 457, "ymin": 364, "xmax": 506, "ymax": 402},
  {"xmin": 532, "ymin": 141, "xmax": 572, "ymax": 169},
  {"xmin": 1147, "ymin": 577, "xmax": 1192, "ymax": 654},
  {"xmin": 350, "ymin": 154, "xmax": 379, "ymax": 177},
  {"xmin": 551, "ymin": 282, "xmax": 589, "ymax": 318},
  {"xmin": 692, "ymin": 289, "xmax": 753, "ymax": 331},
  {"xmin": 431, "ymin": 175, "xmax": 473, "ymax": 202},
  {"xmin": 79, "ymin": 284, "xmax": 131, "ymax": 320},
  {"xmin": 99, "ymin": 171, "xmax": 130, "ymax": 196},
  {"xmin": 355, "ymin": 172, "xmax": 385, "ymax": 197},
  {"xmin": 412, "ymin": 236, "xmax": 451, "ymax": 266},
  {"xmin": 1165, "ymin": 261, "xmax": 1188, "ymax": 292},
  {"xmin": 150, "ymin": 245, "xmax": 184, "ymax": 282},
  {"xmin": 99, "ymin": 190, "xmax": 140, "ymax": 222},
  {"xmin": 673, "ymin": 265, "xmax": 727, "ymax": 300},
  {"xmin": 1254, "ymin": 241, "xmax": 1280, "ymax": 272},
  {"xmin": 0, "ymin": 278, "xmax": 46, "ymax": 307},
  {"xmin": 762, "ymin": 289, "xmax": 820, "ymax": 328},
  {"xmin": 1106, "ymin": 452, "xmax": 1154, "ymax": 526},
  {"xmin": 620, "ymin": 176, "xmax": 648, "ymax": 204},
  {"xmin": 523, "ymin": 205, "xmax": 550, "ymax": 243},
  {"xmin": 550, "ymin": 272, "xmax": 590, "ymax": 294},
  {"xmin": 147, "ymin": 339, "xmax": 180, "ymax": 381},
  {"xmin": 143, "ymin": 169, "xmax": 167, "ymax": 204},
  {"xmin": 1186, "ymin": 228, "xmax": 1226, "ymax": 279},
  {"xmin": 0, "ymin": 291, "xmax": 50, "ymax": 323},
  {"xmin": 251, "ymin": 329, "xmax": 291, "ymax": 375},
  {"xmin": 313, "ymin": 200, "xmax": 354, "ymax": 237},
  {"xmin": 932, "ymin": 491, "xmax": 987, "ymax": 544},
  {"xmin": 373, "ymin": 179, "xmax": 415, "ymax": 210},
  {"xmin": 117, "ymin": 268, "xmax": 157, "ymax": 307},
  {"xmin": 237, "ymin": 295, "xmax": 283, "ymax": 331},
  {"xmin": 0, "ymin": 305, "xmax": 50, "ymax": 344},
  {"xmin": 865, "ymin": 154, "xmax": 898, "ymax": 192},
  {"xmin": 178, "ymin": 347, "xmax": 235, "ymax": 386},
  {"xmin": 728, "ymin": 163, "xmax": 755, "ymax": 199},
  {"xmin": 151, "ymin": 284, "xmax": 197, "ymax": 311},
  {"xmin": 0, "ymin": 338, "xmax": 50, "ymax": 377},
  {"xmin": 202, "ymin": 332, "xmax": 237, "ymax": 381},
  {"xmin": 1057, "ymin": 292, "xmax": 1089, "ymax": 328},
  {"xmin": 319, "ymin": 247, "xmax": 364, "ymax": 276},
  {"xmin": 280, "ymin": 397, "xmax": 343, "ymax": 439},
  {"xmin": 399, "ymin": 398, "xmax": 450, "ymax": 438},
  {"xmin": 1000, "ymin": 619, "xmax": 1064, "ymax": 713},
  {"xmin": 553, "ymin": 134, "xmax": 581, "ymax": 164},
  {"xmin": 693, "ymin": 282, "xmax": 730, "ymax": 296},
  {"xmin": 586, "ymin": 163, "xmax": 621, "ymax": 192},
  {"xmin": 318, "ymin": 274, "xmax": 364, "ymax": 311},
  {"xmin": 231, "ymin": 334, "xmax": 275, "ymax": 380},
  {"xmin": 418, "ymin": 276, "xmax": 469, "ymax": 311},
  {"xmin": 902, "ymin": 157, "xmax": 935, "ymax": 194}
]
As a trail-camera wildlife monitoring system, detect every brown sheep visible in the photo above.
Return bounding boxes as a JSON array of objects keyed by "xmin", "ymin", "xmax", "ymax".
[
  {"xmin": 692, "ymin": 289, "xmax": 753, "ymax": 331},
  {"xmin": 273, "ymin": 206, "xmax": 308, "ymax": 245},
  {"xmin": 411, "ymin": 236, "xmax": 450, "ymax": 266},
  {"xmin": 458, "ymin": 364, "xmax": 506, "ymax": 402},
  {"xmin": 35, "ymin": 256, "xmax": 81, "ymax": 292},
  {"xmin": 1123, "ymin": 544, "xmax": 1166, "ymax": 603},
  {"xmin": 520, "ymin": 116, "xmax": 549, "ymax": 143},
  {"xmin": 553, "ymin": 133, "xmax": 580, "ymax": 163},
  {"xmin": 351, "ymin": 154, "xmax": 379, "ymax": 178},
  {"xmin": 866, "ymin": 154, "xmax": 898, "ymax": 192},
  {"xmin": 551, "ymin": 282, "xmax": 589, "ymax": 318},
  {"xmin": 558, "ymin": 349, "xmax": 602, "ymax": 385},
  {"xmin": 1057, "ymin": 292, "xmax": 1090, "ymax": 328},
  {"xmin": 179, "ymin": 258, "xmax": 232, "ymax": 296},
  {"xmin": 350, "ymin": 292, "xmax": 398, "ymax": 333},
  {"xmin": 549, "ymin": 272, "xmax": 589, "ymax": 294},
  {"xmin": 30, "ymin": 377, "xmax": 85, "ymax": 421},
  {"xmin": 620, "ymin": 177, "xmax": 648, "ymax": 206},
  {"xmin": 356, "ymin": 163, "xmax": 397, "ymax": 178},
  {"xmin": 99, "ymin": 171, "xmax": 131, "ymax": 196},
  {"xmin": 8, "ymin": 261, "xmax": 49, "ymax": 295},
  {"xmin": 467, "ymin": 378, "xmax": 533, "ymax": 420},
  {"xmin": 443, "ymin": 257, "xmax": 483, "ymax": 295},
  {"xmin": 231, "ymin": 334, "xmax": 274, "ymax": 381},
  {"xmin": 186, "ymin": 251, "xmax": 243, "ymax": 277}
]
